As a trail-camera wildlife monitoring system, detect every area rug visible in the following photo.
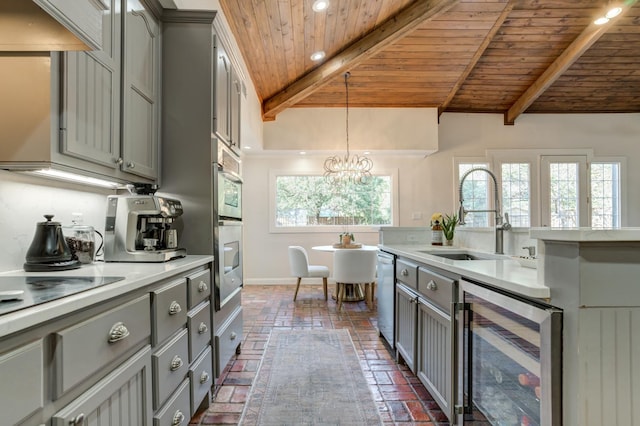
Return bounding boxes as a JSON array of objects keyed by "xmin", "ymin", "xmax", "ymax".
[{"xmin": 239, "ymin": 329, "xmax": 383, "ymax": 425}]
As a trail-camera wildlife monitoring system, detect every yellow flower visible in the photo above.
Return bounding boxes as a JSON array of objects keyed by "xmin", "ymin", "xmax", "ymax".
[{"xmin": 431, "ymin": 212, "xmax": 442, "ymax": 225}]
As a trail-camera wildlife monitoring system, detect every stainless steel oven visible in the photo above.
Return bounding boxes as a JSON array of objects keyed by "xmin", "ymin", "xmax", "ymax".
[
  {"xmin": 215, "ymin": 221, "xmax": 242, "ymax": 310},
  {"xmin": 216, "ymin": 144, "xmax": 242, "ymax": 221}
]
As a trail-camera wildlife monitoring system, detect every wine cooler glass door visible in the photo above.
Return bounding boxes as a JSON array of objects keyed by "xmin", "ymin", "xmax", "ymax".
[{"xmin": 457, "ymin": 279, "xmax": 562, "ymax": 426}]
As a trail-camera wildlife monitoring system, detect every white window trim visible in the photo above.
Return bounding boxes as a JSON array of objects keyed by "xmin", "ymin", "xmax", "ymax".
[
  {"xmin": 268, "ymin": 168, "xmax": 399, "ymax": 234},
  {"xmin": 590, "ymin": 156, "xmax": 628, "ymax": 227}
]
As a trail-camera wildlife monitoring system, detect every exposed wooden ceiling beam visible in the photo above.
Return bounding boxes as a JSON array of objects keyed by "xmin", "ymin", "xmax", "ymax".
[
  {"xmin": 439, "ymin": 1, "xmax": 515, "ymax": 117},
  {"xmin": 262, "ymin": 0, "xmax": 460, "ymax": 121},
  {"xmin": 504, "ymin": 4, "xmax": 634, "ymax": 125}
]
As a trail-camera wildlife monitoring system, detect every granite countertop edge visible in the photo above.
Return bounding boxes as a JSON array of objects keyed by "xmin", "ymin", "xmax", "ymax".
[
  {"xmin": 379, "ymin": 244, "xmax": 549, "ymax": 299},
  {"xmin": 0, "ymin": 255, "xmax": 214, "ymax": 338}
]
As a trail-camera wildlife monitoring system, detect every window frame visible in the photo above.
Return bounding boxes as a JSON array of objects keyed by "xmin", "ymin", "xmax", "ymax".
[{"xmin": 268, "ymin": 168, "xmax": 399, "ymax": 234}]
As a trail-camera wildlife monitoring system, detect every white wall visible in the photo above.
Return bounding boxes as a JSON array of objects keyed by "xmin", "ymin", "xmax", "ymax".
[{"xmin": 242, "ymin": 112, "xmax": 640, "ymax": 284}]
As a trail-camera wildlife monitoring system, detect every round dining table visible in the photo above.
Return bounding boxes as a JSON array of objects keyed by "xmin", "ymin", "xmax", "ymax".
[{"xmin": 312, "ymin": 245, "xmax": 378, "ymax": 302}]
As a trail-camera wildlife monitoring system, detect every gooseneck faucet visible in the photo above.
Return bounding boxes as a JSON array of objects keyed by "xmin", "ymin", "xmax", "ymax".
[{"xmin": 458, "ymin": 167, "xmax": 511, "ymax": 254}]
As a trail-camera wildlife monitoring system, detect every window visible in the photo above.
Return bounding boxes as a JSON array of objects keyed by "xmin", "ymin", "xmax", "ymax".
[
  {"xmin": 591, "ymin": 162, "xmax": 621, "ymax": 228},
  {"xmin": 272, "ymin": 172, "xmax": 396, "ymax": 232},
  {"xmin": 457, "ymin": 151, "xmax": 624, "ymax": 228}
]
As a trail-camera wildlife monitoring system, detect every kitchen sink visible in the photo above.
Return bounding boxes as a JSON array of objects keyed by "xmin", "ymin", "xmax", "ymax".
[{"xmin": 416, "ymin": 250, "xmax": 504, "ymax": 260}]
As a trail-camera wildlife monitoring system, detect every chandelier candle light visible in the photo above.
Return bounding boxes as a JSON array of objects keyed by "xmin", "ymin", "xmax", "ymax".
[{"xmin": 324, "ymin": 72, "xmax": 373, "ymax": 184}]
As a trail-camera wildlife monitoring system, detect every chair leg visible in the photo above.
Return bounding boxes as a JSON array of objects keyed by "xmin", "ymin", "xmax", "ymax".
[
  {"xmin": 322, "ymin": 277, "xmax": 328, "ymax": 301},
  {"xmin": 371, "ymin": 281, "xmax": 375, "ymax": 303},
  {"xmin": 337, "ymin": 283, "xmax": 345, "ymax": 311},
  {"xmin": 293, "ymin": 277, "xmax": 302, "ymax": 301}
]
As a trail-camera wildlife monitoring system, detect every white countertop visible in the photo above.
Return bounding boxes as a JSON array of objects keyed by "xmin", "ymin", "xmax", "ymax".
[
  {"xmin": 379, "ymin": 244, "xmax": 549, "ymax": 299},
  {"xmin": 530, "ymin": 227, "xmax": 640, "ymax": 242},
  {"xmin": 0, "ymin": 255, "xmax": 213, "ymax": 338}
]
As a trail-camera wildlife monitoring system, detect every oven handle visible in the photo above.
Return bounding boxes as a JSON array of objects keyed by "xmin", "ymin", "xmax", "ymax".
[
  {"xmin": 218, "ymin": 220, "xmax": 243, "ymax": 227},
  {"xmin": 217, "ymin": 167, "xmax": 243, "ymax": 184}
]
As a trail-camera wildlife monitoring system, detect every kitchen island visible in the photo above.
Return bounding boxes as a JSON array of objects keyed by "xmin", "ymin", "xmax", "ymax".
[{"xmin": 0, "ymin": 255, "xmax": 215, "ymax": 426}]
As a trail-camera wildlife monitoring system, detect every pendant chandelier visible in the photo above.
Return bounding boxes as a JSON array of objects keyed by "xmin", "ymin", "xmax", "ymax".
[{"xmin": 323, "ymin": 72, "xmax": 373, "ymax": 184}]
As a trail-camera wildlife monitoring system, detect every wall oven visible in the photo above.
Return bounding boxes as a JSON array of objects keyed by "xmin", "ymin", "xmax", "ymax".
[
  {"xmin": 457, "ymin": 279, "xmax": 562, "ymax": 425},
  {"xmin": 216, "ymin": 144, "xmax": 242, "ymax": 221},
  {"xmin": 215, "ymin": 221, "xmax": 242, "ymax": 310}
]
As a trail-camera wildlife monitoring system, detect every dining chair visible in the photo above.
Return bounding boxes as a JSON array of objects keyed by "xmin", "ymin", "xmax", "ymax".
[
  {"xmin": 332, "ymin": 249, "xmax": 377, "ymax": 311},
  {"xmin": 288, "ymin": 246, "xmax": 329, "ymax": 301}
]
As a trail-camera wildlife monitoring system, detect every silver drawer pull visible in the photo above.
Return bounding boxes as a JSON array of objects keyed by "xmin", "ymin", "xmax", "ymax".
[
  {"xmin": 172, "ymin": 410, "xmax": 185, "ymax": 425},
  {"xmin": 230, "ymin": 331, "xmax": 237, "ymax": 341},
  {"xmin": 108, "ymin": 322, "xmax": 130, "ymax": 343},
  {"xmin": 200, "ymin": 371, "xmax": 210, "ymax": 384},
  {"xmin": 72, "ymin": 413, "xmax": 85, "ymax": 425},
  {"xmin": 427, "ymin": 280, "xmax": 438, "ymax": 291},
  {"xmin": 198, "ymin": 281, "xmax": 208, "ymax": 292},
  {"xmin": 170, "ymin": 355, "xmax": 183, "ymax": 371},
  {"xmin": 401, "ymin": 269, "xmax": 409, "ymax": 276},
  {"xmin": 169, "ymin": 301, "xmax": 182, "ymax": 315},
  {"xmin": 198, "ymin": 322, "xmax": 208, "ymax": 334}
]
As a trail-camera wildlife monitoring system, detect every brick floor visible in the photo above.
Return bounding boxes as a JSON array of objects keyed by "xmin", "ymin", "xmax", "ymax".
[{"xmin": 189, "ymin": 284, "xmax": 449, "ymax": 425}]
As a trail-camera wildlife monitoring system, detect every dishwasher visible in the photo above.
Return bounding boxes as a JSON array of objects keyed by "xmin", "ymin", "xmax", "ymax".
[{"xmin": 376, "ymin": 251, "xmax": 395, "ymax": 348}]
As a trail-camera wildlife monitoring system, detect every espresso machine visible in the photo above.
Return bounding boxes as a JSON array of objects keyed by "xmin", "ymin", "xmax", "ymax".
[{"xmin": 103, "ymin": 190, "xmax": 187, "ymax": 262}]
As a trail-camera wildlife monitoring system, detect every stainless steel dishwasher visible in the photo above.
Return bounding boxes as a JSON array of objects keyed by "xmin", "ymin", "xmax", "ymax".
[{"xmin": 377, "ymin": 251, "xmax": 395, "ymax": 348}]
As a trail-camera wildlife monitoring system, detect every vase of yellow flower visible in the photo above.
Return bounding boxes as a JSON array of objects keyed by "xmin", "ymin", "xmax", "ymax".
[
  {"xmin": 430, "ymin": 212, "xmax": 443, "ymax": 246},
  {"xmin": 441, "ymin": 213, "xmax": 459, "ymax": 245}
]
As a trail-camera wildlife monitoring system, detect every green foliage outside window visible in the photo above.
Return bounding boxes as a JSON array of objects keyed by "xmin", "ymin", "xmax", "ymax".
[{"xmin": 275, "ymin": 175, "xmax": 392, "ymax": 227}]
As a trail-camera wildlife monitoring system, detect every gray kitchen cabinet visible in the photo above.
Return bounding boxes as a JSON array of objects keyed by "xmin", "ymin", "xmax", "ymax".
[
  {"xmin": 152, "ymin": 328, "xmax": 189, "ymax": 410},
  {"xmin": 58, "ymin": 0, "xmax": 160, "ymax": 183},
  {"xmin": 229, "ymin": 66, "xmax": 243, "ymax": 154},
  {"xmin": 52, "ymin": 345, "xmax": 153, "ymax": 426},
  {"xmin": 0, "ymin": 340, "xmax": 44, "ymax": 426},
  {"xmin": 214, "ymin": 35, "xmax": 232, "ymax": 145},
  {"xmin": 121, "ymin": 0, "xmax": 161, "ymax": 180},
  {"xmin": 396, "ymin": 283, "xmax": 418, "ymax": 373},
  {"xmin": 33, "ymin": 0, "xmax": 104, "ymax": 50}
]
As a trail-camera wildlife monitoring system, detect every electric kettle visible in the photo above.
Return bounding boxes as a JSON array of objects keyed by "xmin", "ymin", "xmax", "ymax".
[{"xmin": 24, "ymin": 215, "xmax": 81, "ymax": 271}]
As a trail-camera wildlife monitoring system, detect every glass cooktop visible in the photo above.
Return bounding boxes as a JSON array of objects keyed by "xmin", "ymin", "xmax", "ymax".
[{"xmin": 0, "ymin": 276, "xmax": 125, "ymax": 316}]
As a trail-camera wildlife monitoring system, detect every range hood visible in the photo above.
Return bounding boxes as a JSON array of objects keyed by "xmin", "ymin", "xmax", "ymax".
[{"xmin": 0, "ymin": 0, "xmax": 103, "ymax": 51}]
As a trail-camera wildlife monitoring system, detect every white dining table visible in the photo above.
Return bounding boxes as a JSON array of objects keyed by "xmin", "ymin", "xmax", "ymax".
[{"xmin": 312, "ymin": 245, "xmax": 378, "ymax": 302}]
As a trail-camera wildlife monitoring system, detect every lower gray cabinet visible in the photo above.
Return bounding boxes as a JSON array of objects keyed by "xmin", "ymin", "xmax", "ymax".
[
  {"xmin": 215, "ymin": 305, "xmax": 243, "ymax": 378},
  {"xmin": 152, "ymin": 329, "xmax": 189, "ymax": 410},
  {"xmin": 52, "ymin": 345, "xmax": 153, "ymax": 426},
  {"xmin": 395, "ymin": 283, "xmax": 418, "ymax": 372},
  {"xmin": 153, "ymin": 379, "xmax": 191, "ymax": 426},
  {"xmin": 0, "ymin": 340, "xmax": 43, "ymax": 426},
  {"xmin": 189, "ymin": 345, "xmax": 213, "ymax": 415}
]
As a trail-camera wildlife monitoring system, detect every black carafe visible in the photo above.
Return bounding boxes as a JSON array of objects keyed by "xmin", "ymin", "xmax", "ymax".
[{"xmin": 24, "ymin": 215, "xmax": 81, "ymax": 271}]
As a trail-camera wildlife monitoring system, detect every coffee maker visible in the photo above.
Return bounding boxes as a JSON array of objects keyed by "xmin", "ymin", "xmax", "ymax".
[{"xmin": 103, "ymin": 187, "xmax": 187, "ymax": 262}]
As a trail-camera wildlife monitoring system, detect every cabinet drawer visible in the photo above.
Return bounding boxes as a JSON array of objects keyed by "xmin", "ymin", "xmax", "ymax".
[
  {"xmin": 152, "ymin": 328, "xmax": 189, "ymax": 410},
  {"xmin": 188, "ymin": 301, "xmax": 211, "ymax": 362},
  {"xmin": 189, "ymin": 345, "xmax": 213, "ymax": 416},
  {"xmin": 187, "ymin": 269, "xmax": 211, "ymax": 309},
  {"xmin": 418, "ymin": 267, "xmax": 455, "ymax": 313},
  {"xmin": 154, "ymin": 378, "xmax": 190, "ymax": 426},
  {"xmin": 396, "ymin": 258, "xmax": 418, "ymax": 289},
  {"xmin": 52, "ymin": 346, "xmax": 153, "ymax": 426},
  {"xmin": 152, "ymin": 278, "xmax": 188, "ymax": 346},
  {"xmin": 54, "ymin": 294, "xmax": 150, "ymax": 396},
  {"xmin": 215, "ymin": 306, "xmax": 243, "ymax": 377},
  {"xmin": 0, "ymin": 340, "xmax": 43, "ymax": 425}
]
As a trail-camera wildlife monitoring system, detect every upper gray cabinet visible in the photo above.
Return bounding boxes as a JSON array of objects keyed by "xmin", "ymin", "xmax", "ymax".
[
  {"xmin": 213, "ymin": 34, "xmax": 243, "ymax": 155},
  {"xmin": 33, "ymin": 0, "xmax": 105, "ymax": 50},
  {"xmin": 61, "ymin": 0, "xmax": 160, "ymax": 182},
  {"xmin": 121, "ymin": 0, "xmax": 161, "ymax": 180},
  {"xmin": 0, "ymin": 0, "xmax": 104, "ymax": 51}
]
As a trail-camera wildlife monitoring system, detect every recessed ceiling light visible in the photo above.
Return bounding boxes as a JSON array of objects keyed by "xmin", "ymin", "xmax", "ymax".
[
  {"xmin": 594, "ymin": 16, "xmax": 610, "ymax": 25},
  {"xmin": 312, "ymin": 0, "xmax": 329, "ymax": 12},
  {"xmin": 243, "ymin": 146, "xmax": 252, "ymax": 150},
  {"xmin": 605, "ymin": 7, "xmax": 622, "ymax": 19},
  {"xmin": 310, "ymin": 51, "xmax": 325, "ymax": 61},
  {"xmin": 299, "ymin": 151, "xmax": 307, "ymax": 155},
  {"xmin": 363, "ymin": 151, "xmax": 371, "ymax": 155}
]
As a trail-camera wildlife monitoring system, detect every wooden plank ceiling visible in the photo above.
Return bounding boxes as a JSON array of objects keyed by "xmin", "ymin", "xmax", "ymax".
[{"xmin": 219, "ymin": 0, "xmax": 640, "ymax": 124}]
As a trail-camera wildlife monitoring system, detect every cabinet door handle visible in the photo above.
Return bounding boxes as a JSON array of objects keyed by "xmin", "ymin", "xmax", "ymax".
[
  {"xmin": 127, "ymin": 161, "xmax": 135, "ymax": 168},
  {"xmin": 170, "ymin": 355, "xmax": 183, "ymax": 371},
  {"xmin": 200, "ymin": 371, "xmax": 210, "ymax": 384},
  {"xmin": 108, "ymin": 322, "xmax": 130, "ymax": 343},
  {"xmin": 114, "ymin": 157, "xmax": 123, "ymax": 165},
  {"xmin": 72, "ymin": 413, "xmax": 85, "ymax": 425},
  {"xmin": 230, "ymin": 331, "xmax": 237, "ymax": 341},
  {"xmin": 401, "ymin": 269, "xmax": 409, "ymax": 276},
  {"xmin": 427, "ymin": 280, "xmax": 438, "ymax": 291},
  {"xmin": 169, "ymin": 301, "xmax": 182, "ymax": 315},
  {"xmin": 198, "ymin": 281, "xmax": 208, "ymax": 292},
  {"xmin": 198, "ymin": 322, "xmax": 208, "ymax": 334},
  {"xmin": 172, "ymin": 410, "xmax": 185, "ymax": 425}
]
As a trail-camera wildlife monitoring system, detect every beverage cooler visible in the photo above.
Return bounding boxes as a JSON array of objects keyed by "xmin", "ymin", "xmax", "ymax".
[{"xmin": 456, "ymin": 279, "xmax": 562, "ymax": 425}]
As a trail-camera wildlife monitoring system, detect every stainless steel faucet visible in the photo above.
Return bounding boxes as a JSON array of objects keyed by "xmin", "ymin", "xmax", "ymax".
[{"xmin": 458, "ymin": 167, "xmax": 511, "ymax": 254}]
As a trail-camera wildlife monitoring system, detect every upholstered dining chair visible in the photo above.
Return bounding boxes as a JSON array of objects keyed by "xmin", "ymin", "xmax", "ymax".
[
  {"xmin": 288, "ymin": 246, "xmax": 329, "ymax": 301},
  {"xmin": 332, "ymin": 249, "xmax": 377, "ymax": 311}
]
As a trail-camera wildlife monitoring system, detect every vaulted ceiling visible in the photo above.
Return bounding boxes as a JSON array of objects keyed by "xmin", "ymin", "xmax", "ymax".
[{"xmin": 218, "ymin": 0, "xmax": 640, "ymax": 124}]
